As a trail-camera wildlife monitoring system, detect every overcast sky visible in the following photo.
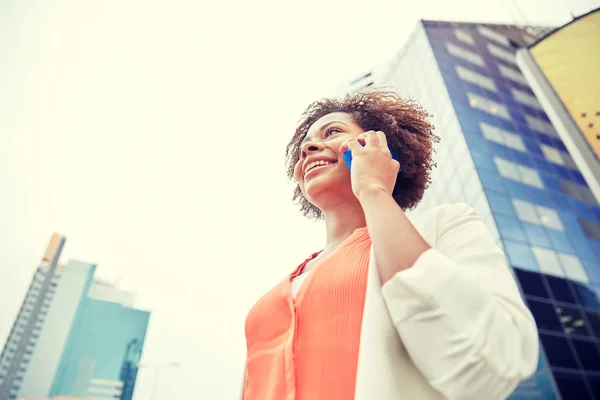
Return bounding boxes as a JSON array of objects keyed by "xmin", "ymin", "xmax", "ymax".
[{"xmin": 1, "ymin": 0, "xmax": 598, "ymax": 398}]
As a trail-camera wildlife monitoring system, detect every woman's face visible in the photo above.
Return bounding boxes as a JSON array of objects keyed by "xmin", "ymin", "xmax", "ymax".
[{"xmin": 294, "ymin": 112, "xmax": 364, "ymax": 209}]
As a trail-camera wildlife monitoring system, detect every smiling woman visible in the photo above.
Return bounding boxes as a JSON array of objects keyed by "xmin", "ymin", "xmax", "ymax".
[
  {"xmin": 286, "ymin": 90, "xmax": 439, "ymax": 219},
  {"xmin": 242, "ymin": 90, "xmax": 539, "ymax": 400}
]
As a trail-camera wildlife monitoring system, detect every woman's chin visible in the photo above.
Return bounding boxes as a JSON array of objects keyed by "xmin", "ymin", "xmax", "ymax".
[{"xmin": 304, "ymin": 177, "xmax": 351, "ymax": 202}]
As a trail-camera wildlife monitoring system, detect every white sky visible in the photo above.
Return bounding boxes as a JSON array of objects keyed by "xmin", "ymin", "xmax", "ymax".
[{"xmin": 0, "ymin": 0, "xmax": 597, "ymax": 398}]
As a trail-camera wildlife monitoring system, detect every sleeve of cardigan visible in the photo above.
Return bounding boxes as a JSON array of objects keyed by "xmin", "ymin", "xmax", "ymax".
[{"xmin": 380, "ymin": 203, "xmax": 539, "ymax": 400}]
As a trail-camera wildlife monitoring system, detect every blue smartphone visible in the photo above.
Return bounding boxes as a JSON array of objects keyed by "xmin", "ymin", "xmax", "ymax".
[{"xmin": 342, "ymin": 144, "xmax": 403, "ymax": 173}]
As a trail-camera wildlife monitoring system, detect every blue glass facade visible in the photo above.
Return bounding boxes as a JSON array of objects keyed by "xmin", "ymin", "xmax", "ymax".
[
  {"xmin": 0, "ymin": 235, "xmax": 150, "ymax": 400},
  {"xmin": 422, "ymin": 20, "xmax": 600, "ymax": 400},
  {"xmin": 49, "ymin": 297, "xmax": 149, "ymax": 399}
]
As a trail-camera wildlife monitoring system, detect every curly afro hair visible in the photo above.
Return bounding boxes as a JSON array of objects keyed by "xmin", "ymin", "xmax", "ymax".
[{"xmin": 285, "ymin": 89, "xmax": 439, "ymax": 219}]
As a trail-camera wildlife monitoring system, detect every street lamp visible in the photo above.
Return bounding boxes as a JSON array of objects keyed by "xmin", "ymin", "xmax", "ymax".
[{"xmin": 137, "ymin": 362, "xmax": 180, "ymax": 400}]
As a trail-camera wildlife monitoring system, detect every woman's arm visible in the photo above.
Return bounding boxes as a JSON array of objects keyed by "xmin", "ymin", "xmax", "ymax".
[{"xmin": 359, "ymin": 189, "xmax": 539, "ymax": 400}]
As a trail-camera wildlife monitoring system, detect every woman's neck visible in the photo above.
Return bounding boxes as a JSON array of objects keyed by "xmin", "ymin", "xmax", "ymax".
[{"xmin": 322, "ymin": 202, "xmax": 367, "ymax": 252}]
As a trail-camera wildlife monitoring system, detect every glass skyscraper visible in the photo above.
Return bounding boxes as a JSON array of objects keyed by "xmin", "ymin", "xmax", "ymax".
[
  {"xmin": 0, "ymin": 234, "xmax": 150, "ymax": 400},
  {"xmin": 338, "ymin": 19, "xmax": 600, "ymax": 400}
]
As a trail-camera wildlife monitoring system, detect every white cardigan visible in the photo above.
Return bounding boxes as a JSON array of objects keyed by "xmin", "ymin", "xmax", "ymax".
[
  {"xmin": 242, "ymin": 203, "xmax": 539, "ymax": 399},
  {"xmin": 355, "ymin": 203, "xmax": 538, "ymax": 400}
]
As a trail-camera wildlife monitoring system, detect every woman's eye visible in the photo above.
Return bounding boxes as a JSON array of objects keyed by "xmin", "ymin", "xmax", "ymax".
[{"xmin": 325, "ymin": 128, "xmax": 341, "ymax": 137}]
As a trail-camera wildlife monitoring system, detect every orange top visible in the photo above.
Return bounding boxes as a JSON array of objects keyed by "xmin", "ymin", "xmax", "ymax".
[{"xmin": 244, "ymin": 228, "xmax": 371, "ymax": 400}]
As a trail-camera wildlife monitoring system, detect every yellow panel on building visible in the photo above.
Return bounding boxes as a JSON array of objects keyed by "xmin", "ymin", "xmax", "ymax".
[{"xmin": 530, "ymin": 9, "xmax": 600, "ymax": 158}]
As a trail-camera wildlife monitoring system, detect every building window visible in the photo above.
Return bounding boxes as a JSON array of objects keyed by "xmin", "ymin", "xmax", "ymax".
[
  {"xmin": 446, "ymin": 42, "xmax": 486, "ymax": 67},
  {"xmin": 579, "ymin": 218, "xmax": 600, "ymax": 242},
  {"xmin": 456, "ymin": 65, "xmax": 497, "ymax": 91},
  {"xmin": 557, "ymin": 253, "xmax": 589, "ymax": 283},
  {"xmin": 487, "ymin": 43, "xmax": 517, "ymax": 65},
  {"xmin": 560, "ymin": 180, "xmax": 598, "ymax": 205},
  {"xmin": 494, "ymin": 157, "xmax": 544, "ymax": 188},
  {"xmin": 512, "ymin": 198, "xmax": 564, "ymax": 231},
  {"xmin": 537, "ymin": 205, "xmax": 565, "ymax": 231},
  {"xmin": 455, "ymin": 29, "xmax": 475, "ymax": 45},
  {"xmin": 480, "ymin": 122, "xmax": 526, "ymax": 152},
  {"xmin": 540, "ymin": 144, "xmax": 564, "ymax": 165},
  {"xmin": 478, "ymin": 26, "xmax": 511, "ymax": 47},
  {"xmin": 532, "ymin": 247, "xmax": 564, "ymax": 277},
  {"xmin": 539, "ymin": 144, "xmax": 578, "ymax": 169},
  {"xmin": 512, "ymin": 198, "xmax": 540, "ymax": 224},
  {"xmin": 525, "ymin": 114, "xmax": 558, "ymax": 137},
  {"xmin": 498, "ymin": 64, "xmax": 528, "ymax": 85},
  {"xmin": 467, "ymin": 92, "xmax": 510, "ymax": 119},
  {"xmin": 511, "ymin": 88, "xmax": 543, "ymax": 110},
  {"xmin": 495, "ymin": 158, "xmax": 521, "ymax": 181},
  {"xmin": 519, "ymin": 165, "xmax": 544, "ymax": 188}
]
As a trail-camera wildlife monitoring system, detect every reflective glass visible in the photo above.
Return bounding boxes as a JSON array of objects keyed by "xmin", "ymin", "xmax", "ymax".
[
  {"xmin": 487, "ymin": 43, "xmax": 517, "ymax": 65},
  {"xmin": 546, "ymin": 275, "xmax": 577, "ymax": 304},
  {"xmin": 582, "ymin": 260, "xmax": 600, "ymax": 284},
  {"xmin": 498, "ymin": 64, "xmax": 528, "ymax": 86},
  {"xmin": 495, "ymin": 215, "xmax": 526, "ymax": 242},
  {"xmin": 527, "ymin": 299, "xmax": 563, "ymax": 332},
  {"xmin": 559, "ymin": 253, "xmax": 589, "ymax": 283},
  {"xmin": 511, "ymin": 88, "xmax": 543, "ymax": 110},
  {"xmin": 528, "ymin": 187, "xmax": 557, "ymax": 208},
  {"xmin": 547, "ymin": 230, "xmax": 576, "ymax": 254},
  {"xmin": 518, "ymin": 165, "xmax": 544, "ymax": 189},
  {"xmin": 467, "ymin": 92, "xmax": 511, "ymax": 119},
  {"xmin": 456, "ymin": 65, "xmax": 497, "ymax": 92},
  {"xmin": 495, "ymin": 158, "xmax": 520, "ymax": 181},
  {"xmin": 553, "ymin": 370, "xmax": 593, "ymax": 400},
  {"xmin": 537, "ymin": 206, "xmax": 565, "ymax": 231},
  {"xmin": 471, "ymin": 151, "xmax": 497, "ymax": 171},
  {"xmin": 478, "ymin": 170, "xmax": 505, "ymax": 192},
  {"xmin": 540, "ymin": 144, "xmax": 564, "ymax": 165},
  {"xmin": 558, "ymin": 306, "xmax": 592, "ymax": 336},
  {"xmin": 504, "ymin": 240, "xmax": 538, "ymax": 271},
  {"xmin": 512, "ymin": 198, "xmax": 540, "ymax": 224},
  {"xmin": 446, "ymin": 42, "xmax": 485, "ymax": 67},
  {"xmin": 538, "ymin": 173, "xmax": 563, "ymax": 194},
  {"xmin": 503, "ymin": 132, "xmax": 527, "ymax": 152},
  {"xmin": 579, "ymin": 218, "xmax": 600, "ymax": 242},
  {"xmin": 525, "ymin": 114, "xmax": 559, "ymax": 138},
  {"xmin": 480, "ymin": 122, "xmax": 504, "ymax": 144},
  {"xmin": 478, "ymin": 26, "xmax": 511, "ymax": 47},
  {"xmin": 532, "ymin": 247, "xmax": 564, "ymax": 277},
  {"xmin": 584, "ymin": 311, "xmax": 600, "ymax": 337},
  {"xmin": 522, "ymin": 223, "xmax": 551, "ymax": 247},
  {"xmin": 464, "ymin": 132, "xmax": 491, "ymax": 153},
  {"xmin": 515, "ymin": 268, "xmax": 550, "ymax": 298},
  {"xmin": 455, "ymin": 29, "xmax": 475, "ymax": 45},
  {"xmin": 572, "ymin": 282, "xmax": 600, "ymax": 310},
  {"xmin": 505, "ymin": 180, "xmax": 530, "ymax": 201},
  {"xmin": 540, "ymin": 334, "xmax": 579, "ymax": 369},
  {"xmin": 552, "ymin": 193, "xmax": 572, "ymax": 211},
  {"xmin": 486, "ymin": 191, "xmax": 515, "ymax": 217},
  {"xmin": 571, "ymin": 339, "xmax": 600, "ymax": 372},
  {"xmin": 572, "ymin": 240, "xmax": 597, "ymax": 264},
  {"xmin": 587, "ymin": 374, "xmax": 600, "ymax": 398}
]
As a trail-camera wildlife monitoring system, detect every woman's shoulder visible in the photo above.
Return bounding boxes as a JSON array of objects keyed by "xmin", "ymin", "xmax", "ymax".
[
  {"xmin": 409, "ymin": 202, "xmax": 476, "ymax": 224},
  {"xmin": 408, "ymin": 203, "xmax": 480, "ymax": 242}
]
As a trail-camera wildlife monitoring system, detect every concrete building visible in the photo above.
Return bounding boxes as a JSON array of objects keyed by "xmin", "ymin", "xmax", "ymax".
[{"xmin": 0, "ymin": 234, "xmax": 150, "ymax": 400}]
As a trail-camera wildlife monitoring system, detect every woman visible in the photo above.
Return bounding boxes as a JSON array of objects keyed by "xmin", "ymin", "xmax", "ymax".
[{"xmin": 243, "ymin": 90, "xmax": 539, "ymax": 400}]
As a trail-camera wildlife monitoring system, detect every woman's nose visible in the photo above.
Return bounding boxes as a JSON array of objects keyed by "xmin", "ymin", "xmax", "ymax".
[{"xmin": 301, "ymin": 142, "xmax": 324, "ymax": 158}]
